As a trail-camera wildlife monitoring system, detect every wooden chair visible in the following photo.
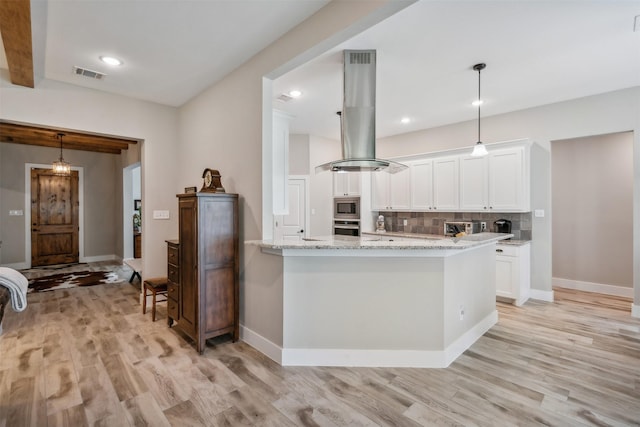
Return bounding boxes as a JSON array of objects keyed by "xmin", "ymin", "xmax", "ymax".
[{"xmin": 142, "ymin": 277, "xmax": 168, "ymax": 322}]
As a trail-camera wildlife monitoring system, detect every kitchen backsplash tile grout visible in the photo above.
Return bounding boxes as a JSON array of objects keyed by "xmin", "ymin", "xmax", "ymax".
[{"xmin": 376, "ymin": 212, "xmax": 532, "ymax": 240}]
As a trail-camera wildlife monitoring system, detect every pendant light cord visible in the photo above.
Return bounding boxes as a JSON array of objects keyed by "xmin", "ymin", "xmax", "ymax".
[
  {"xmin": 477, "ymin": 66, "xmax": 481, "ymax": 142},
  {"xmin": 472, "ymin": 63, "xmax": 486, "ymax": 144},
  {"xmin": 57, "ymin": 133, "xmax": 65, "ymax": 160}
]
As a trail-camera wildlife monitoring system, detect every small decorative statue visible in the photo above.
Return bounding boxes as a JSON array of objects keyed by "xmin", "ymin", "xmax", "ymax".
[
  {"xmin": 376, "ymin": 215, "xmax": 386, "ymax": 233},
  {"xmin": 133, "ymin": 212, "xmax": 141, "ymax": 233}
]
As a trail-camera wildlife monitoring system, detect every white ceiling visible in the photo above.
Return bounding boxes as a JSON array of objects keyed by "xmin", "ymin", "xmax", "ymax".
[
  {"xmin": 1, "ymin": 1, "xmax": 638, "ymax": 141},
  {"xmin": 0, "ymin": 0, "xmax": 330, "ymax": 106},
  {"xmin": 273, "ymin": 1, "xmax": 640, "ymax": 140}
]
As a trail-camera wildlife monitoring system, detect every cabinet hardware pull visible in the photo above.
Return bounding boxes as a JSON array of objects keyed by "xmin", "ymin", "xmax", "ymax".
[{"xmin": 496, "ymin": 249, "xmax": 503, "ymax": 253}]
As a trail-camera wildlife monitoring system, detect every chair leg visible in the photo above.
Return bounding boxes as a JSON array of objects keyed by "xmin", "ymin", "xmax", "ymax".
[
  {"xmin": 152, "ymin": 290, "xmax": 157, "ymax": 322},
  {"xmin": 142, "ymin": 286, "xmax": 147, "ymax": 314}
]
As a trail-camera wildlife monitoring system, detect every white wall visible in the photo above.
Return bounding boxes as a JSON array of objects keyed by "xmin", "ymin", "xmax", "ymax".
[
  {"xmin": 289, "ymin": 134, "xmax": 310, "ymax": 175},
  {"xmin": 309, "ymin": 135, "xmax": 341, "ymax": 236},
  {"xmin": 0, "ymin": 73, "xmax": 179, "ymax": 278},
  {"xmin": 177, "ymin": 0, "xmax": 414, "ymax": 347},
  {"xmin": 552, "ymin": 132, "xmax": 633, "ymax": 289},
  {"xmin": 378, "ymin": 87, "xmax": 640, "ymax": 306}
]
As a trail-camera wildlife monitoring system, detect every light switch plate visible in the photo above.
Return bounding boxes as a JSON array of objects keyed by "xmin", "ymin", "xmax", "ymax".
[
  {"xmin": 9, "ymin": 210, "xmax": 23, "ymax": 216},
  {"xmin": 153, "ymin": 210, "xmax": 170, "ymax": 220},
  {"xmin": 534, "ymin": 209, "xmax": 545, "ymax": 218}
]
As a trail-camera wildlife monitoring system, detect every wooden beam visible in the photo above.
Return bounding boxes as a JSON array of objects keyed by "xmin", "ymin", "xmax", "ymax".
[
  {"xmin": 0, "ymin": 0, "xmax": 34, "ymax": 88},
  {"xmin": 0, "ymin": 122, "xmax": 139, "ymax": 155}
]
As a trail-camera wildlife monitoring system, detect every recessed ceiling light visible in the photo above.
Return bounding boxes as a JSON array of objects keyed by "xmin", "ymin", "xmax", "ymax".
[
  {"xmin": 288, "ymin": 90, "xmax": 302, "ymax": 98},
  {"xmin": 472, "ymin": 99, "xmax": 483, "ymax": 107},
  {"xmin": 400, "ymin": 117, "xmax": 411, "ymax": 124},
  {"xmin": 99, "ymin": 56, "xmax": 123, "ymax": 66}
]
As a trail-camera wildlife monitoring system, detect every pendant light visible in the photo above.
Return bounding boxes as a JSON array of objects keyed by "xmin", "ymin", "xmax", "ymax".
[
  {"xmin": 52, "ymin": 133, "xmax": 71, "ymax": 175},
  {"xmin": 470, "ymin": 63, "xmax": 488, "ymax": 157}
]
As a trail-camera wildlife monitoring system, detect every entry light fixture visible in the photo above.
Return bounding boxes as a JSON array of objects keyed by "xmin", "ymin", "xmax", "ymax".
[
  {"xmin": 470, "ymin": 62, "xmax": 488, "ymax": 157},
  {"xmin": 52, "ymin": 133, "xmax": 71, "ymax": 175},
  {"xmin": 288, "ymin": 89, "xmax": 302, "ymax": 98}
]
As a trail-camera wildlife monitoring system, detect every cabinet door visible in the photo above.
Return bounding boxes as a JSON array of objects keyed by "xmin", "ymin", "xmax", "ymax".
[
  {"xmin": 489, "ymin": 147, "xmax": 524, "ymax": 211},
  {"xmin": 433, "ymin": 156, "xmax": 459, "ymax": 210},
  {"xmin": 371, "ymin": 172, "xmax": 390, "ymax": 210},
  {"xmin": 410, "ymin": 160, "xmax": 434, "ymax": 210},
  {"xmin": 496, "ymin": 255, "xmax": 515, "ymax": 297},
  {"xmin": 389, "ymin": 168, "xmax": 411, "ymax": 209},
  {"xmin": 334, "ymin": 172, "xmax": 361, "ymax": 196},
  {"xmin": 459, "ymin": 155, "xmax": 488, "ymax": 211},
  {"xmin": 178, "ymin": 197, "xmax": 198, "ymax": 338}
]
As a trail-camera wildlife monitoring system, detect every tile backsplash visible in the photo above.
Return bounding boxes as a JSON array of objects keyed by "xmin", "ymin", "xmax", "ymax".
[{"xmin": 377, "ymin": 211, "xmax": 532, "ymax": 240}]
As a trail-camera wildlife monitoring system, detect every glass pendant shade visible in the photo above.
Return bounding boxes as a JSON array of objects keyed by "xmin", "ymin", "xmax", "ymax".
[
  {"xmin": 53, "ymin": 133, "xmax": 71, "ymax": 175},
  {"xmin": 470, "ymin": 141, "xmax": 488, "ymax": 157}
]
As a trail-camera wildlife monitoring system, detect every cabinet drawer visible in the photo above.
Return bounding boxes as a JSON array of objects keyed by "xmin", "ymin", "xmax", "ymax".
[
  {"xmin": 167, "ymin": 245, "xmax": 179, "ymax": 265},
  {"xmin": 167, "ymin": 298, "xmax": 179, "ymax": 320},
  {"xmin": 168, "ymin": 265, "xmax": 179, "ymax": 284},
  {"xmin": 168, "ymin": 282, "xmax": 179, "ymax": 300},
  {"xmin": 495, "ymin": 245, "xmax": 518, "ymax": 257}
]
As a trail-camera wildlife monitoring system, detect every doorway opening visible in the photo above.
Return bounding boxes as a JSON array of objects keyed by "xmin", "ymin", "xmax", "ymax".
[
  {"xmin": 123, "ymin": 163, "xmax": 141, "ymax": 260},
  {"xmin": 551, "ymin": 131, "xmax": 633, "ymax": 298}
]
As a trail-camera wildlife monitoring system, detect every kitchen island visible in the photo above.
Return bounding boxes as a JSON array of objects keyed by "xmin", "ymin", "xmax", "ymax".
[{"xmin": 245, "ymin": 232, "xmax": 511, "ymax": 368}]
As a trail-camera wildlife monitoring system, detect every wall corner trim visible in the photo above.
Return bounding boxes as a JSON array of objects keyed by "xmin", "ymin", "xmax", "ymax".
[{"xmin": 632, "ymin": 304, "xmax": 640, "ymax": 319}]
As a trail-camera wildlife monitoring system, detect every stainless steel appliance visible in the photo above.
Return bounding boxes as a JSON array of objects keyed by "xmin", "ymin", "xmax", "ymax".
[
  {"xmin": 334, "ymin": 197, "xmax": 360, "ymax": 220},
  {"xmin": 444, "ymin": 221, "xmax": 481, "ymax": 236},
  {"xmin": 334, "ymin": 220, "xmax": 360, "ymax": 237}
]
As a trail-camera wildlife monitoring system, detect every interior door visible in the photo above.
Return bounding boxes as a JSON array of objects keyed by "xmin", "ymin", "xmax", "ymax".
[
  {"xmin": 31, "ymin": 168, "xmax": 79, "ymax": 266},
  {"xmin": 279, "ymin": 178, "xmax": 307, "ymax": 241}
]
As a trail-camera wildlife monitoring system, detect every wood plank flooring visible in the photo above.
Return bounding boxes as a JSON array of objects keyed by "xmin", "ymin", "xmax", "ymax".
[{"xmin": 1, "ymin": 263, "xmax": 639, "ymax": 426}]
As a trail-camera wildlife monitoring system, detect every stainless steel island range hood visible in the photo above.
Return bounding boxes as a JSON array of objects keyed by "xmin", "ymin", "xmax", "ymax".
[{"xmin": 315, "ymin": 50, "xmax": 407, "ymax": 174}]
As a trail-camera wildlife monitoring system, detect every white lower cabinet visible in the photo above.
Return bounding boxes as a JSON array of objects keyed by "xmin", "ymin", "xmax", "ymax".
[{"xmin": 495, "ymin": 242, "xmax": 530, "ymax": 306}]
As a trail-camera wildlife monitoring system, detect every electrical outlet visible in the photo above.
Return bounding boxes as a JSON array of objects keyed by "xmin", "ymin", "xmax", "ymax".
[
  {"xmin": 480, "ymin": 221, "xmax": 486, "ymax": 231},
  {"xmin": 403, "ymin": 219, "xmax": 408, "ymax": 226},
  {"xmin": 459, "ymin": 305, "xmax": 465, "ymax": 321}
]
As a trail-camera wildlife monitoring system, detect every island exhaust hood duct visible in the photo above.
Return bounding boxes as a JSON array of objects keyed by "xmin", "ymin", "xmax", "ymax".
[{"xmin": 315, "ymin": 50, "xmax": 407, "ymax": 173}]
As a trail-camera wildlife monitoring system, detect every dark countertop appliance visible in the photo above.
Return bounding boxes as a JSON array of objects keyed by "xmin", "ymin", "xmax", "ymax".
[{"xmin": 494, "ymin": 219, "xmax": 512, "ymax": 233}]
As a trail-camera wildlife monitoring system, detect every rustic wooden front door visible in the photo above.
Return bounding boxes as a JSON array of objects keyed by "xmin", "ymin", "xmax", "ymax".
[{"xmin": 30, "ymin": 168, "xmax": 79, "ymax": 267}]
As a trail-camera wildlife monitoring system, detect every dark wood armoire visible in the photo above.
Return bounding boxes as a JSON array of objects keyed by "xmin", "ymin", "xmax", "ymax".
[{"xmin": 173, "ymin": 192, "xmax": 239, "ymax": 353}]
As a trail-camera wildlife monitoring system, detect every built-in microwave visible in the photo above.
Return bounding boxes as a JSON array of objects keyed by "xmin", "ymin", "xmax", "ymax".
[{"xmin": 334, "ymin": 197, "xmax": 360, "ymax": 220}]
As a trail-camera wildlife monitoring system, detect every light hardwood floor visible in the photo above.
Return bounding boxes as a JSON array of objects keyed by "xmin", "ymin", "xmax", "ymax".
[{"xmin": 1, "ymin": 263, "xmax": 639, "ymax": 426}]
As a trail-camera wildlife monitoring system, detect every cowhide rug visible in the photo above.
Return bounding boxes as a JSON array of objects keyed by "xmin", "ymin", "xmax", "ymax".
[{"xmin": 28, "ymin": 271, "xmax": 123, "ymax": 293}]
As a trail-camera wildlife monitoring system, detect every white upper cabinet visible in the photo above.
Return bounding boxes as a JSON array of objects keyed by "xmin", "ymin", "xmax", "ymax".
[
  {"xmin": 371, "ymin": 168, "xmax": 411, "ymax": 210},
  {"xmin": 432, "ymin": 156, "xmax": 459, "ymax": 211},
  {"xmin": 459, "ymin": 146, "xmax": 529, "ymax": 212},
  {"xmin": 410, "ymin": 160, "xmax": 434, "ymax": 210},
  {"xmin": 489, "ymin": 147, "xmax": 528, "ymax": 211},
  {"xmin": 459, "ymin": 155, "xmax": 488, "ymax": 210},
  {"xmin": 372, "ymin": 140, "xmax": 530, "ymax": 213},
  {"xmin": 333, "ymin": 172, "xmax": 361, "ymax": 197},
  {"xmin": 410, "ymin": 157, "xmax": 459, "ymax": 211}
]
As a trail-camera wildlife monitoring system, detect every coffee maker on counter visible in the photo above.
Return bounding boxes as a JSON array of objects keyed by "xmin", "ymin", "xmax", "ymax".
[{"xmin": 494, "ymin": 219, "xmax": 512, "ymax": 234}]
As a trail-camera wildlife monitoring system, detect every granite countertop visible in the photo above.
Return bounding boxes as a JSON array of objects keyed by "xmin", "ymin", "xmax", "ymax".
[
  {"xmin": 246, "ymin": 232, "xmax": 514, "ymax": 250},
  {"xmin": 362, "ymin": 231, "xmax": 531, "ymax": 247}
]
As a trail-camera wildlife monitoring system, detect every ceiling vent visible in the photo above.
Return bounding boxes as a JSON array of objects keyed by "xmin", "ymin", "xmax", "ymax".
[{"xmin": 73, "ymin": 66, "xmax": 106, "ymax": 80}]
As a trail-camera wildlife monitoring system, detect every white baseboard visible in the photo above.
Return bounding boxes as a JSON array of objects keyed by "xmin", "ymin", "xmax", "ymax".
[
  {"xmin": 529, "ymin": 288, "xmax": 554, "ymax": 302},
  {"xmin": 80, "ymin": 254, "xmax": 119, "ymax": 263},
  {"xmin": 0, "ymin": 262, "xmax": 28, "ymax": 270},
  {"xmin": 2, "ymin": 255, "xmax": 120, "ymax": 270},
  {"xmin": 553, "ymin": 277, "xmax": 633, "ymax": 298},
  {"xmin": 442, "ymin": 309, "xmax": 499, "ymax": 367},
  {"xmin": 632, "ymin": 304, "xmax": 640, "ymax": 319},
  {"xmin": 242, "ymin": 310, "xmax": 498, "ymax": 369},
  {"xmin": 240, "ymin": 325, "xmax": 283, "ymax": 365}
]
